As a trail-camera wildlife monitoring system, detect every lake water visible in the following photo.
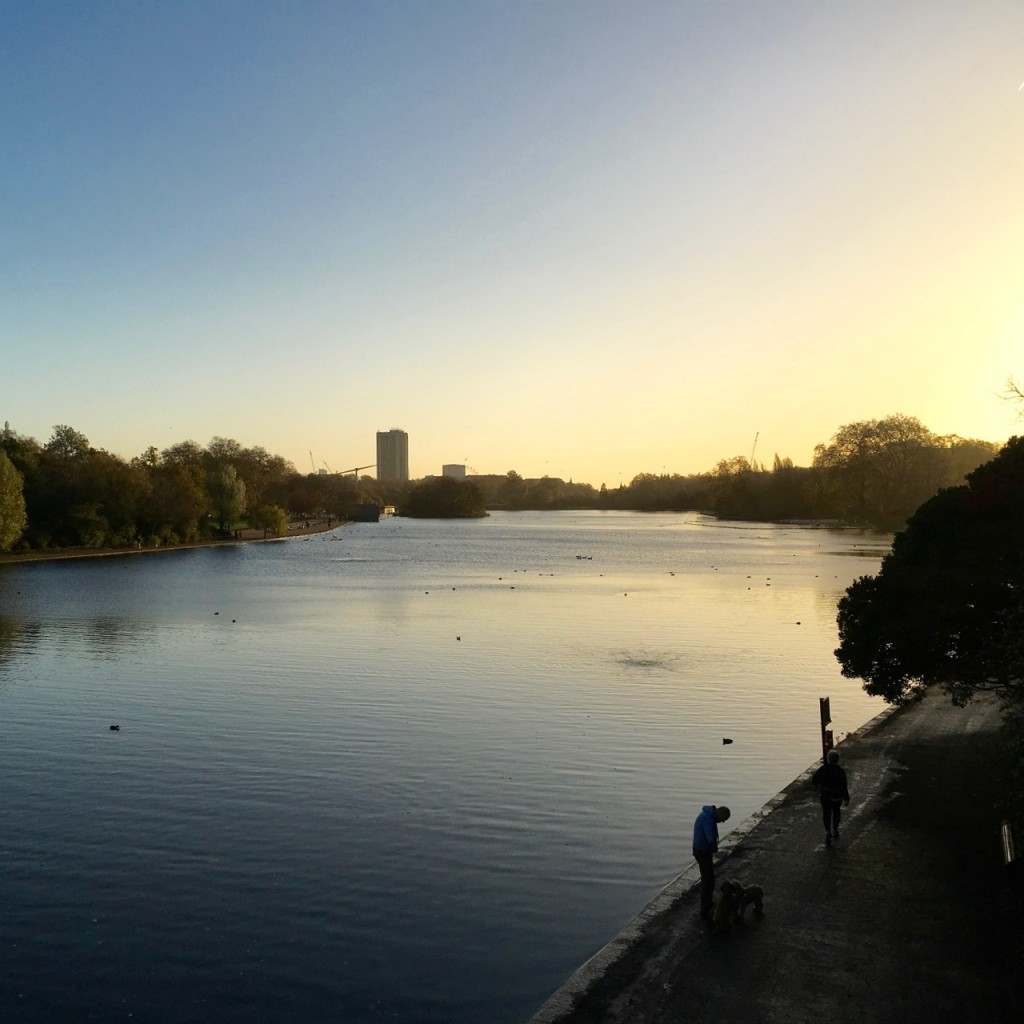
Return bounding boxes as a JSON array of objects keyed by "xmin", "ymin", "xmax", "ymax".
[{"xmin": 0, "ymin": 511, "xmax": 888, "ymax": 1023}]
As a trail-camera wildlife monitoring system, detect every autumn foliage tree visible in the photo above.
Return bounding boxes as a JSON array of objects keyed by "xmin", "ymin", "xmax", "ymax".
[
  {"xmin": 0, "ymin": 449, "xmax": 27, "ymax": 550},
  {"xmin": 0, "ymin": 426, "xmax": 302, "ymax": 550}
]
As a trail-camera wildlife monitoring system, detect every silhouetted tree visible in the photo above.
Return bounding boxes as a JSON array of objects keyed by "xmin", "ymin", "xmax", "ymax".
[
  {"xmin": 836, "ymin": 436, "xmax": 1024, "ymax": 707},
  {"xmin": 497, "ymin": 470, "xmax": 527, "ymax": 509},
  {"xmin": 814, "ymin": 415, "xmax": 997, "ymax": 528},
  {"xmin": 403, "ymin": 477, "xmax": 486, "ymax": 518}
]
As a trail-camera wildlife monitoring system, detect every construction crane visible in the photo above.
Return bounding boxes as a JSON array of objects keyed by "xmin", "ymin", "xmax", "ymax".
[{"xmin": 334, "ymin": 464, "xmax": 375, "ymax": 480}]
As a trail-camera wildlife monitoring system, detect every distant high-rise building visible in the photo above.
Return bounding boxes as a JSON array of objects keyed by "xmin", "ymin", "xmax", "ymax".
[
  {"xmin": 376, "ymin": 429, "xmax": 409, "ymax": 481},
  {"xmin": 442, "ymin": 464, "xmax": 466, "ymax": 479}
]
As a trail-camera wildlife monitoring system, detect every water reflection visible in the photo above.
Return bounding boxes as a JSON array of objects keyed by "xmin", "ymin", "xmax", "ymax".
[
  {"xmin": 0, "ymin": 512, "xmax": 890, "ymax": 1024},
  {"xmin": 828, "ymin": 544, "xmax": 891, "ymax": 558},
  {"xmin": 81, "ymin": 615, "xmax": 144, "ymax": 658},
  {"xmin": 0, "ymin": 617, "xmax": 39, "ymax": 676}
]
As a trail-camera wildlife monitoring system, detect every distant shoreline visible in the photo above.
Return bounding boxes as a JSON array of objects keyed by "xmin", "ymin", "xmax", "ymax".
[{"xmin": 0, "ymin": 518, "xmax": 348, "ymax": 567}]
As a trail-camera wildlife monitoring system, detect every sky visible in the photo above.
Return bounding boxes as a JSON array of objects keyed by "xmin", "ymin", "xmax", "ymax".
[{"xmin": 2, "ymin": 1, "xmax": 1022, "ymax": 486}]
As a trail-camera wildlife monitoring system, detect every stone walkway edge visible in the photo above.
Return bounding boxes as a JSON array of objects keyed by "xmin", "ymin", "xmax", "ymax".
[{"xmin": 526, "ymin": 700, "xmax": 903, "ymax": 1024}]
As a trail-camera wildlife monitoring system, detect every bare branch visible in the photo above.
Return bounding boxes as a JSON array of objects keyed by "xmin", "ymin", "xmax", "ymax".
[{"xmin": 1003, "ymin": 377, "xmax": 1024, "ymax": 417}]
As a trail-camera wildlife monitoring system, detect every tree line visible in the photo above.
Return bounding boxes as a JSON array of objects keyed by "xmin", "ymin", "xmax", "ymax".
[
  {"xmin": 483, "ymin": 414, "xmax": 996, "ymax": 530},
  {"xmin": 0, "ymin": 413, "xmax": 1001, "ymax": 552},
  {"xmin": 0, "ymin": 424, "xmax": 397, "ymax": 552}
]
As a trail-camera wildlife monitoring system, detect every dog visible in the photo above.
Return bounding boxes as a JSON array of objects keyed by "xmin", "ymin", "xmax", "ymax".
[
  {"xmin": 729, "ymin": 880, "xmax": 764, "ymax": 922},
  {"xmin": 713, "ymin": 879, "xmax": 765, "ymax": 931},
  {"xmin": 712, "ymin": 879, "xmax": 741, "ymax": 930}
]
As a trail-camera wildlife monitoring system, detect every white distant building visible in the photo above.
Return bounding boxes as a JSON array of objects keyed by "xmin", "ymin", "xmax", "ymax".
[
  {"xmin": 376, "ymin": 429, "xmax": 409, "ymax": 481},
  {"xmin": 442, "ymin": 464, "xmax": 466, "ymax": 479}
]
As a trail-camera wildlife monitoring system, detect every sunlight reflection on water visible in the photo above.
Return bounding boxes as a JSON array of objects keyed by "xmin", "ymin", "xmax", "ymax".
[{"xmin": 0, "ymin": 511, "xmax": 887, "ymax": 1023}]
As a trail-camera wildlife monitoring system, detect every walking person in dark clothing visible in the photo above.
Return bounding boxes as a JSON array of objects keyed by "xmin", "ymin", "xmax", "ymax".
[
  {"xmin": 692, "ymin": 804, "xmax": 731, "ymax": 924},
  {"xmin": 812, "ymin": 749, "xmax": 850, "ymax": 846}
]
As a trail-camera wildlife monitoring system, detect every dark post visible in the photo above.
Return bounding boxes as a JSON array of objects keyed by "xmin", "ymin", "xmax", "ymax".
[{"xmin": 819, "ymin": 697, "xmax": 833, "ymax": 761}]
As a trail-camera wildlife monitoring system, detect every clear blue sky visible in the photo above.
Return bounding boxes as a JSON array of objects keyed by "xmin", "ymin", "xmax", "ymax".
[{"xmin": 3, "ymin": 1, "xmax": 1022, "ymax": 484}]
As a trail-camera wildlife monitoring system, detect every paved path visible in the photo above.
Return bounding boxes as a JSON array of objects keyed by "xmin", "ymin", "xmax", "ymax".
[{"xmin": 529, "ymin": 692, "xmax": 1023, "ymax": 1024}]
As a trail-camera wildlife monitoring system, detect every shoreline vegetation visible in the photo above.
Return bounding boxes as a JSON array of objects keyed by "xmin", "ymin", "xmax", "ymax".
[
  {"xmin": 0, "ymin": 517, "xmax": 346, "ymax": 567},
  {"xmin": 0, "ymin": 416, "xmax": 1004, "ymax": 558}
]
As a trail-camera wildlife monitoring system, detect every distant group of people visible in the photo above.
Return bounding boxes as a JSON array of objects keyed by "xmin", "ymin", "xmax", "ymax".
[{"xmin": 692, "ymin": 748, "xmax": 851, "ymax": 926}]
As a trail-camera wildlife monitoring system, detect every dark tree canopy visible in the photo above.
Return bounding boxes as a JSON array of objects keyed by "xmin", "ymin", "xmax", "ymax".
[
  {"xmin": 813, "ymin": 414, "xmax": 997, "ymax": 529},
  {"xmin": 835, "ymin": 436, "xmax": 1024, "ymax": 706},
  {"xmin": 402, "ymin": 476, "xmax": 487, "ymax": 518},
  {"xmin": 45, "ymin": 424, "xmax": 91, "ymax": 460}
]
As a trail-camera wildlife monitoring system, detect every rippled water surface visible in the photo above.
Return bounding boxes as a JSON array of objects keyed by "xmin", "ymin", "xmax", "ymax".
[{"xmin": 0, "ymin": 511, "xmax": 888, "ymax": 1022}]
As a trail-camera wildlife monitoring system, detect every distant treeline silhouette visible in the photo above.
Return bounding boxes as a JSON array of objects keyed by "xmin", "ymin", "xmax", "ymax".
[
  {"xmin": 0, "ymin": 414, "xmax": 999, "ymax": 552},
  {"xmin": 481, "ymin": 414, "xmax": 996, "ymax": 531}
]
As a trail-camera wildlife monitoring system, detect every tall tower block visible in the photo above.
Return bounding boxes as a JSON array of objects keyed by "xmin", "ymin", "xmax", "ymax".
[{"xmin": 376, "ymin": 429, "xmax": 409, "ymax": 481}]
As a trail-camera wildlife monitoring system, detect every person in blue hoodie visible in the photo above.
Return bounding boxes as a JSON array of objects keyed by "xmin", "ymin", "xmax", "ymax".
[{"xmin": 692, "ymin": 804, "xmax": 731, "ymax": 925}]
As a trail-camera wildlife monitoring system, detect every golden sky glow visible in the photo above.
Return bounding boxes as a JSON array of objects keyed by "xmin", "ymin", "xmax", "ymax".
[{"xmin": 2, "ymin": 2, "xmax": 1021, "ymax": 484}]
